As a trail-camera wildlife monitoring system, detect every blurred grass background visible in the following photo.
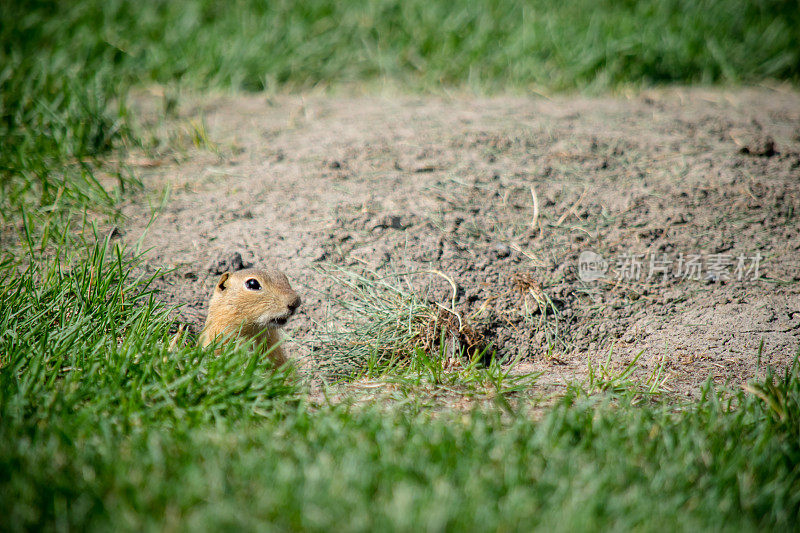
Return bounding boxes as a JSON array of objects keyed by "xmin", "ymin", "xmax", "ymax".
[{"xmin": 5, "ymin": 0, "xmax": 798, "ymax": 93}]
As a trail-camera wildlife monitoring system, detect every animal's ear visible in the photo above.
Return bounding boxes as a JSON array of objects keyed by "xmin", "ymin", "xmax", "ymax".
[{"xmin": 216, "ymin": 272, "xmax": 230, "ymax": 291}]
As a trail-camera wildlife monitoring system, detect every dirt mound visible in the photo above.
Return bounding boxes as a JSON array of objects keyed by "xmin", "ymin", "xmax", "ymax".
[{"xmin": 122, "ymin": 87, "xmax": 800, "ymax": 397}]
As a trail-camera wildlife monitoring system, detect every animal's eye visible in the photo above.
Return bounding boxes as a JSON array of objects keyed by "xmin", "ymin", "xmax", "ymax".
[{"xmin": 245, "ymin": 279, "xmax": 261, "ymax": 290}]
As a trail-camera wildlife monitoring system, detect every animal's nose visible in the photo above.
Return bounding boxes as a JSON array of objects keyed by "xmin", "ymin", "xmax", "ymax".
[{"xmin": 288, "ymin": 296, "xmax": 301, "ymax": 313}]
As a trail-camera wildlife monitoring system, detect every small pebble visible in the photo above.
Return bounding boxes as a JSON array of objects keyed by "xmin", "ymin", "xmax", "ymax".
[{"xmin": 491, "ymin": 243, "xmax": 511, "ymax": 259}]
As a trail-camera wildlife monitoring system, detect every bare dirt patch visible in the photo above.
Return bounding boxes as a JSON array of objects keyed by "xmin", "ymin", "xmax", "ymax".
[{"xmin": 121, "ymin": 86, "xmax": 800, "ymax": 398}]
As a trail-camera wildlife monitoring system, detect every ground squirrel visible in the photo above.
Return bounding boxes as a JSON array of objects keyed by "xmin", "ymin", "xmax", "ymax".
[{"xmin": 199, "ymin": 268, "xmax": 301, "ymax": 365}]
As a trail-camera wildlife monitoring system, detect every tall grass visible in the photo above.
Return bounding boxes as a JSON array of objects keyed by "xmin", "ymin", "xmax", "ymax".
[
  {"xmin": 0, "ymin": 229, "xmax": 296, "ymax": 427},
  {"xmin": 1, "ymin": 3, "xmax": 134, "ymax": 244},
  {"xmin": 3, "ymin": 354, "xmax": 800, "ymax": 530}
]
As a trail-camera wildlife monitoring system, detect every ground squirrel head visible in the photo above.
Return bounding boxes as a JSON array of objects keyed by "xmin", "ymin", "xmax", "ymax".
[{"xmin": 205, "ymin": 268, "xmax": 301, "ymax": 335}]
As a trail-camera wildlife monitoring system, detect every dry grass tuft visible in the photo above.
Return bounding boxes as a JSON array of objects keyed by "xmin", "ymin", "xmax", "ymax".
[{"xmin": 307, "ymin": 265, "xmax": 488, "ymax": 378}]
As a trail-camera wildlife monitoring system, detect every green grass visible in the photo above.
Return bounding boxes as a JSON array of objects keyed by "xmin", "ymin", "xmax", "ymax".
[
  {"xmin": 4, "ymin": 339, "xmax": 800, "ymax": 530},
  {"xmin": 0, "ymin": 230, "xmax": 296, "ymax": 428},
  {"xmin": 5, "ymin": 0, "xmax": 799, "ymax": 93},
  {"xmin": 2, "ymin": 0, "xmax": 800, "ymax": 529}
]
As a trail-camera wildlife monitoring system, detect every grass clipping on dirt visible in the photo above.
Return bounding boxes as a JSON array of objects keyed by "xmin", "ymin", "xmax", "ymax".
[{"xmin": 309, "ymin": 265, "xmax": 487, "ymax": 378}]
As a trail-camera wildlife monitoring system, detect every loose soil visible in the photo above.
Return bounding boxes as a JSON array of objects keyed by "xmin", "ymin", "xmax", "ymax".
[{"xmin": 120, "ymin": 86, "xmax": 800, "ymax": 399}]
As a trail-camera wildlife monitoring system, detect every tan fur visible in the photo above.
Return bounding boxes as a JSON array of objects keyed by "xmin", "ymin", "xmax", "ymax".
[{"xmin": 199, "ymin": 268, "xmax": 301, "ymax": 365}]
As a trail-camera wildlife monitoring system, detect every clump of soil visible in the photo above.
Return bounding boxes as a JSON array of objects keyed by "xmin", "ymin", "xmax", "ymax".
[
  {"xmin": 122, "ymin": 87, "xmax": 800, "ymax": 397},
  {"xmin": 207, "ymin": 251, "xmax": 251, "ymax": 274},
  {"xmin": 737, "ymin": 134, "xmax": 777, "ymax": 157}
]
